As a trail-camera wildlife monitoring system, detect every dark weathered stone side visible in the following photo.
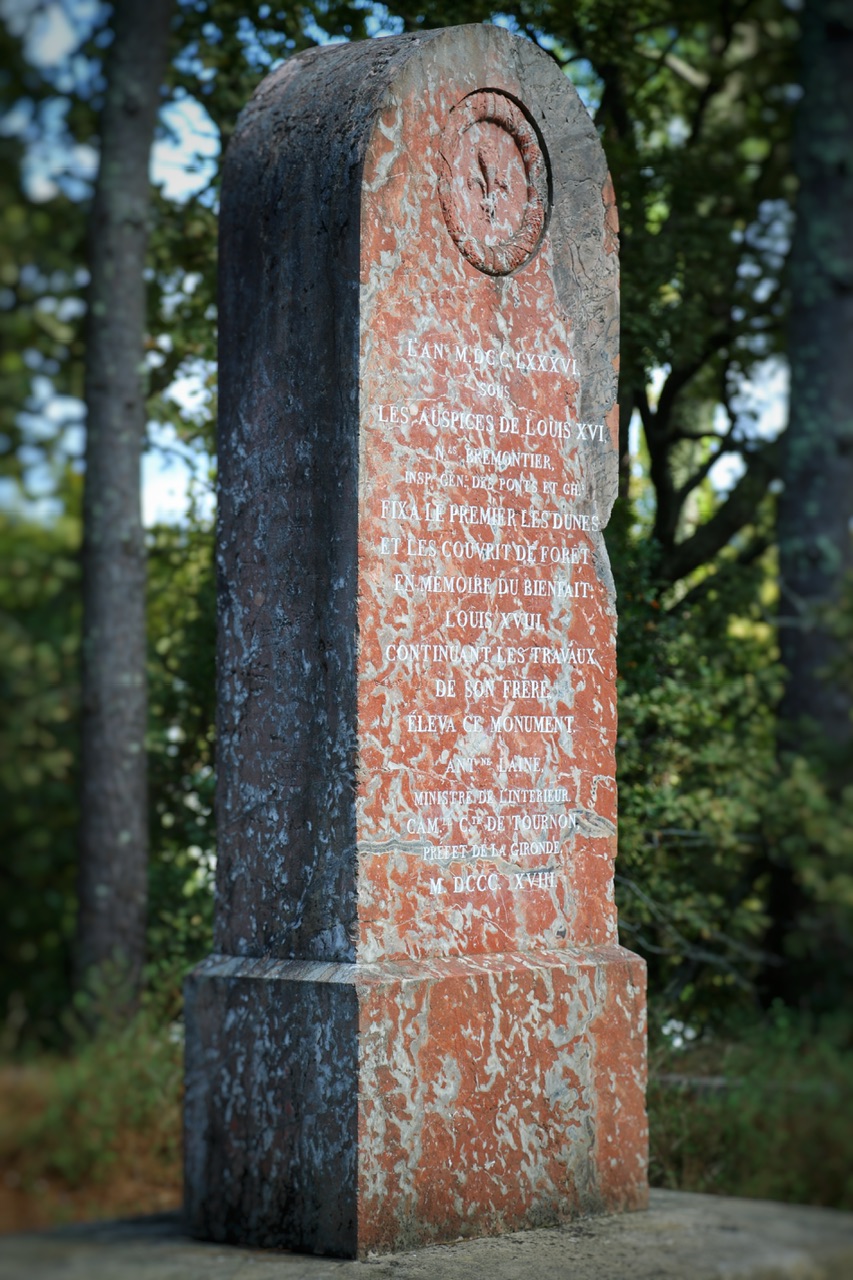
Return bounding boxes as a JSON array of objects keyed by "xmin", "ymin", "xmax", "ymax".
[
  {"xmin": 216, "ymin": 36, "xmax": 445, "ymax": 960},
  {"xmin": 184, "ymin": 959, "xmax": 359, "ymax": 1254}
]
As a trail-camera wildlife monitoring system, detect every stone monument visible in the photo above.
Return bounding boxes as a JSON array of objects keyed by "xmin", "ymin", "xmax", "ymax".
[{"xmin": 184, "ymin": 24, "xmax": 647, "ymax": 1259}]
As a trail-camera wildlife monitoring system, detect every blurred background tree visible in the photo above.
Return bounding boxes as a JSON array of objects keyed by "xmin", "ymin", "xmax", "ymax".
[
  {"xmin": 768, "ymin": 0, "xmax": 853, "ymax": 1009},
  {"xmin": 1, "ymin": 0, "xmax": 850, "ymax": 1050},
  {"xmin": 76, "ymin": 0, "xmax": 173, "ymax": 1009}
]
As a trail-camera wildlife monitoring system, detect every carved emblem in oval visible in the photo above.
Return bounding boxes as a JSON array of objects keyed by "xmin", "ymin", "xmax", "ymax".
[{"xmin": 438, "ymin": 90, "xmax": 550, "ymax": 276}]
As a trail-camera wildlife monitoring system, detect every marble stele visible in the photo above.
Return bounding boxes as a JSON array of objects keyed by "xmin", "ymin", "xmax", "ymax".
[{"xmin": 184, "ymin": 24, "xmax": 647, "ymax": 1259}]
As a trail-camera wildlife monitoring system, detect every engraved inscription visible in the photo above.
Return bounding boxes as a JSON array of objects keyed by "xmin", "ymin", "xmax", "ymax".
[
  {"xmin": 362, "ymin": 327, "xmax": 614, "ymax": 902},
  {"xmin": 357, "ymin": 92, "xmax": 619, "ymax": 950}
]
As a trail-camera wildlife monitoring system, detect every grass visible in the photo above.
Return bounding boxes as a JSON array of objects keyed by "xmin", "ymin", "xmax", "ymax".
[
  {"xmin": 0, "ymin": 1005, "xmax": 183, "ymax": 1232},
  {"xmin": 2, "ymin": 1002, "xmax": 852, "ymax": 1233},
  {"xmin": 648, "ymin": 1010, "xmax": 853, "ymax": 1210}
]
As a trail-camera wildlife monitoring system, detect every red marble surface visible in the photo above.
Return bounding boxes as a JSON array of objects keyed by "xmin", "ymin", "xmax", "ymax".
[
  {"xmin": 356, "ymin": 947, "xmax": 647, "ymax": 1252},
  {"xmin": 356, "ymin": 59, "xmax": 620, "ymax": 965}
]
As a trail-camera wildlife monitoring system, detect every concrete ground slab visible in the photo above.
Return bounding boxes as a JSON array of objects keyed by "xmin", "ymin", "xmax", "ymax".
[{"xmin": 2, "ymin": 1190, "xmax": 853, "ymax": 1280}]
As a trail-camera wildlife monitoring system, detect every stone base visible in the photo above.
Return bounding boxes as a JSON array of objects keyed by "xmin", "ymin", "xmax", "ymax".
[{"xmin": 184, "ymin": 947, "xmax": 647, "ymax": 1257}]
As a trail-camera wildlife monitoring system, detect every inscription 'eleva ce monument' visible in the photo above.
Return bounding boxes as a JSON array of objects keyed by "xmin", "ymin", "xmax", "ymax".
[{"xmin": 185, "ymin": 24, "xmax": 647, "ymax": 1258}]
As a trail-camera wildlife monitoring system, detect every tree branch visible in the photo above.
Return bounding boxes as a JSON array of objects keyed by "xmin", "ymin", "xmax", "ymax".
[
  {"xmin": 668, "ymin": 532, "xmax": 773, "ymax": 616},
  {"xmin": 658, "ymin": 438, "xmax": 781, "ymax": 583},
  {"xmin": 675, "ymin": 424, "xmax": 738, "ymax": 505}
]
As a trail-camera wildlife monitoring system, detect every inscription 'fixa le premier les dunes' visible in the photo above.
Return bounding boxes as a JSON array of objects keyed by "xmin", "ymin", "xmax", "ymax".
[
  {"xmin": 379, "ymin": 498, "xmax": 602, "ymax": 532},
  {"xmin": 368, "ymin": 329, "xmax": 609, "ymax": 896}
]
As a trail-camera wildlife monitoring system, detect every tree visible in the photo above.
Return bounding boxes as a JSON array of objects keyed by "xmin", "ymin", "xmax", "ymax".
[
  {"xmin": 77, "ymin": 0, "xmax": 174, "ymax": 1001},
  {"xmin": 778, "ymin": 0, "xmax": 853, "ymax": 766},
  {"xmin": 757, "ymin": 0, "xmax": 853, "ymax": 1009}
]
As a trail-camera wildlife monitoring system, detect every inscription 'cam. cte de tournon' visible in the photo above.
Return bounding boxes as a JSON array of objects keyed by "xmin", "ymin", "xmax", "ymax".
[{"xmin": 184, "ymin": 23, "xmax": 648, "ymax": 1260}]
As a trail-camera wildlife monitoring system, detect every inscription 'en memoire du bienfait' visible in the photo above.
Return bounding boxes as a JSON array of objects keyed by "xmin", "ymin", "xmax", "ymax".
[{"xmin": 363, "ymin": 328, "xmax": 611, "ymax": 890}]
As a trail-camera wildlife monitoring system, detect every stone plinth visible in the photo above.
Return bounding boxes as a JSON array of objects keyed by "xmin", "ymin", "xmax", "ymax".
[{"xmin": 185, "ymin": 24, "xmax": 646, "ymax": 1258}]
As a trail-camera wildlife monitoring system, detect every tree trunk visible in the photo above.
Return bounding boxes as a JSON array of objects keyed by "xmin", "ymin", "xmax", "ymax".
[
  {"xmin": 761, "ymin": 0, "xmax": 853, "ymax": 1009},
  {"xmin": 77, "ymin": 0, "xmax": 173, "ymax": 1001},
  {"xmin": 777, "ymin": 0, "xmax": 853, "ymax": 765}
]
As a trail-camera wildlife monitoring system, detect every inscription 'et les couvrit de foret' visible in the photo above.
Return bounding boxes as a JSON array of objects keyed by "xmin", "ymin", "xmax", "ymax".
[{"xmin": 186, "ymin": 24, "xmax": 648, "ymax": 1260}]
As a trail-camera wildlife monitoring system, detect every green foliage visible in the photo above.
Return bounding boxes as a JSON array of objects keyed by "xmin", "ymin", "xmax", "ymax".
[
  {"xmin": 758, "ymin": 753, "xmax": 853, "ymax": 1012},
  {"xmin": 0, "ymin": 986, "xmax": 182, "ymax": 1193},
  {"xmin": 0, "ymin": 491, "xmax": 81, "ymax": 1045},
  {"xmin": 0, "ymin": 493, "xmax": 216, "ymax": 1046},
  {"xmin": 611, "ymin": 514, "xmax": 853, "ymax": 1027},
  {"xmin": 0, "ymin": 23, "xmax": 88, "ymax": 477},
  {"xmin": 146, "ymin": 521, "xmax": 217, "ymax": 981},
  {"xmin": 648, "ymin": 1009, "xmax": 853, "ymax": 1208},
  {"xmin": 612, "ymin": 525, "xmax": 768, "ymax": 1017}
]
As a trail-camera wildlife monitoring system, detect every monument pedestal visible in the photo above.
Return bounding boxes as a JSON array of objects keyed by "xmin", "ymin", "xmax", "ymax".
[
  {"xmin": 187, "ymin": 24, "xmax": 647, "ymax": 1257},
  {"xmin": 185, "ymin": 947, "xmax": 646, "ymax": 1257}
]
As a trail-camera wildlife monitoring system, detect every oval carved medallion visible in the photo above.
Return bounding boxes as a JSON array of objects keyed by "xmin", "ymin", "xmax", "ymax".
[{"xmin": 438, "ymin": 90, "xmax": 550, "ymax": 276}]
